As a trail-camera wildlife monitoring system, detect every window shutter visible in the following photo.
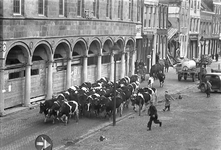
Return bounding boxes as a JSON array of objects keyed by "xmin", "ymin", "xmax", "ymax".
[
  {"xmin": 21, "ymin": 0, "xmax": 25, "ymax": 16},
  {"xmin": 45, "ymin": 0, "xmax": 48, "ymax": 16},
  {"xmin": 64, "ymin": 0, "xmax": 68, "ymax": 17},
  {"xmin": 81, "ymin": 0, "xmax": 84, "ymax": 17}
]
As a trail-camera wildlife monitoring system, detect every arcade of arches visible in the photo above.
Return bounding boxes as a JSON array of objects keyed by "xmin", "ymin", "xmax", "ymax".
[{"xmin": 0, "ymin": 37, "xmax": 136, "ymax": 116}]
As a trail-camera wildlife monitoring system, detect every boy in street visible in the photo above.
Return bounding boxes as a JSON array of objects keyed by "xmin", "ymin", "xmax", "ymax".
[
  {"xmin": 205, "ymin": 80, "xmax": 212, "ymax": 98},
  {"xmin": 147, "ymin": 101, "xmax": 162, "ymax": 131},
  {"xmin": 163, "ymin": 91, "xmax": 175, "ymax": 111}
]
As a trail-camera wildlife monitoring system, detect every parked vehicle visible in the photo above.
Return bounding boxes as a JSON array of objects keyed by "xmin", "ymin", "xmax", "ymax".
[
  {"xmin": 198, "ymin": 73, "xmax": 221, "ymax": 93},
  {"xmin": 211, "ymin": 69, "xmax": 221, "ymax": 73}
]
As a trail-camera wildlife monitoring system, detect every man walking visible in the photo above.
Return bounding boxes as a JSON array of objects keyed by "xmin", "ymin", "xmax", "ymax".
[{"xmin": 147, "ymin": 101, "xmax": 162, "ymax": 131}]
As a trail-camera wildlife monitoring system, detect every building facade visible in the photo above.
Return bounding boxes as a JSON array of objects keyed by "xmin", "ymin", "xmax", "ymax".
[
  {"xmin": 211, "ymin": 0, "xmax": 221, "ymax": 56},
  {"xmin": 141, "ymin": 0, "xmax": 159, "ymax": 72},
  {"xmin": 199, "ymin": 2, "xmax": 214, "ymax": 57},
  {"xmin": 188, "ymin": 0, "xmax": 201, "ymax": 59},
  {"xmin": 0, "ymin": 0, "xmax": 138, "ymax": 116},
  {"xmin": 139, "ymin": 0, "xmax": 168, "ymax": 73}
]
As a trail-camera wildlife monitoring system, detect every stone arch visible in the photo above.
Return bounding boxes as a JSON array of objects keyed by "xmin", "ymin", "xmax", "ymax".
[
  {"xmin": 73, "ymin": 38, "xmax": 88, "ymax": 56},
  {"xmin": 115, "ymin": 37, "xmax": 125, "ymax": 51},
  {"xmin": 32, "ymin": 40, "xmax": 53, "ymax": 61},
  {"xmin": 102, "ymin": 37, "xmax": 114, "ymax": 54},
  {"xmin": 88, "ymin": 37, "xmax": 102, "ymax": 55},
  {"xmin": 125, "ymin": 37, "xmax": 135, "ymax": 52},
  {"xmin": 54, "ymin": 39, "xmax": 72, "ymax": 59},
  {"xmin": 5, "ymin": 41, "xmax": 31, "ymax": 66}
]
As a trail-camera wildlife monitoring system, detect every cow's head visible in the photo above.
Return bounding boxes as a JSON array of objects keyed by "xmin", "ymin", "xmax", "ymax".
[
  {"xmin": 130, "ymin": 94, "xmax": 137, "ymax": 106},
  {"xmin": 39, "ymin": 102, "xmax": 45, "ymax": 114}
]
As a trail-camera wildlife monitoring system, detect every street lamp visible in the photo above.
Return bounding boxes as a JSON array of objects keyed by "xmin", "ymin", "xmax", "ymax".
[
  {"xmin": 110, "ymin": 42, "xmax": 121, "ymax": 126},
  {"xmin": 199, "ymin": 36, "xmax": 204, "ymax": 84}
]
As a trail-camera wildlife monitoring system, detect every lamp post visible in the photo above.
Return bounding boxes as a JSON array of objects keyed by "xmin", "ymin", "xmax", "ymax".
[
  {"xmin": 199, "ymin": 36, "xmax": 204, "ymax": 84},
  {"xmin": 111, "ymin": 43, "xmax": 121, "ymax": 126}
]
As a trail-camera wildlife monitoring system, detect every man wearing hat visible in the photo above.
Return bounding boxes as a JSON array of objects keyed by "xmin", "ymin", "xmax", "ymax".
[{"xmin": 147, "ymin": 101, "xmax": 162, "ymax": 131}]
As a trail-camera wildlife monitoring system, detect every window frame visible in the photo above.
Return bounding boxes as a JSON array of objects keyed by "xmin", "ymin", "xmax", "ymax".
[
  {"xmin": 59, "ymin": 0, "xmax": 65, "ymax": 16},
  {"xmin": 13, "ymin": 0, "xmax": 21, "ymax": 15},
  {"xmin": 38, "ymin": 0, "xmax": 45, "ymax": 16}
]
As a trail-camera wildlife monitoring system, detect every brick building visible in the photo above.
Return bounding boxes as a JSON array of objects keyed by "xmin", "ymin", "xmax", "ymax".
[{"xmin": 0, "ymin": 0, "xmax": 138, "ymax": 115}]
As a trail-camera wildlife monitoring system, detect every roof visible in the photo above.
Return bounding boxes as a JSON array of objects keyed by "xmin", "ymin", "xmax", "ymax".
[{"xmin": 168, "ymin": 28, "xmax": 178, "ymax": 40}]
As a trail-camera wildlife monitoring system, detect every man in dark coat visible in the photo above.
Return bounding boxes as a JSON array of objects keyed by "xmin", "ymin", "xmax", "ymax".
[{"xmin": 147, "ymin": 101, "xmax": 162, "ymax": 131}]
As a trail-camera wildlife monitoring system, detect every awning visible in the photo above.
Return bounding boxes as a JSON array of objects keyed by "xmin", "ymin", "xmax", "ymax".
[{"xmin": 168, "ymin": 28, "xmax": 178, "ymax": 41}]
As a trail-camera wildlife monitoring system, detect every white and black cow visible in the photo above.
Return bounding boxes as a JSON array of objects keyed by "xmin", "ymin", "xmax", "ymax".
[
  {"xmin": 39, "ymin": 98, "xmax": 57, "ymax": 123},
  {"xmin": 58, "ymin": 100, "xmax": 79, "ymax": 125},
  {"xmin": 130, "ymin": 92, "xmax": 152, "ymax": 116}
]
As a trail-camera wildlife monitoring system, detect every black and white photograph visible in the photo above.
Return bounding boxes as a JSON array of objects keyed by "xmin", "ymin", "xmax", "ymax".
[{"xmin": 0, "ymin": 0, "xmax": 221, "ymax": 149}]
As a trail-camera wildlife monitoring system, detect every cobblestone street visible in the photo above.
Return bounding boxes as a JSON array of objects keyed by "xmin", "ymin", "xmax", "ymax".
[{"xmin": 66, "ymin": 83, "xmax": 221, "ymax": 150}]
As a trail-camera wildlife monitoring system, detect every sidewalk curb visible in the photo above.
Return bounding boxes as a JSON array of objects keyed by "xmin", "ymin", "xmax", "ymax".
[{"xmin": 54, "ymin": 112, "xmax": 135, "ymax": 150}]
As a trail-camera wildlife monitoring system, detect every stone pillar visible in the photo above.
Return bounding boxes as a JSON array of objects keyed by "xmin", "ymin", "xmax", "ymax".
[
  {"xmin": 24, "ymin": 63, "xmax": 31, "ymax": 107},
  {"xmin": 0, "ymin": 66, "xmax": 5, "ymax": 116},
  {"xmin": 110, "ymin": 54, "xmax": 114, "ymax": 81},
  {"xmin": 97, "ymin": 54, "xmax": 102, "ymax": 80},
  {"xmin": 46, "ymin": 61, "xmax": 53, "ymax": 100},
  {"xmin": 121, "ymin": 52, "xmax": 125, "ymax": 78},
  {"xmin": 82, "ymin": 56, "xmax": 88, "ymax": 83},
  {"xmin": 66, "ymin": 58, "xmax": 72, "ymax": 89},
  {"xmin": 152, "ymin": 35, "xmax": 157, "ymax": 65},
  {"xmin": 131, "ymin": 50, "xmax": 135, "ymax": 76}
]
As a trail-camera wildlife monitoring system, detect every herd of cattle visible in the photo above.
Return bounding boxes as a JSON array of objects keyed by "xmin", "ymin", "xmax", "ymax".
[{"xmin": 39, "ymin": 74, "xmax": 158, "ymax": 125}]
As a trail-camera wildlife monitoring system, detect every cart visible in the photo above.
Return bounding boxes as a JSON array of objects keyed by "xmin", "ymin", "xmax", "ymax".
[{"xmin": 175, "ymin": 62, "xmax": 202, "ymax": 82}]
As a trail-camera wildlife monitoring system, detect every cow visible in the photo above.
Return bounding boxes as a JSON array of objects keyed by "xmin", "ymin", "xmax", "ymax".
[
  {"xmin": 39, "ymin": 98, "xmax": 57, "ymax": 123},
  {"xmin": 147, "ymin": 77, "xmax": 154, "ymax": 88},
  {"xmin": 130, "ymin": 74, "xmax": 139, "ymax": 83},
  {"xmin": 58, "ymin": 100, "xmax": 79, "ymax": 125},
  {"xmin": 130, "ymin": 92, "xmax": 152, "ymax": 116},
  {"xmin": 99, "ymin": 94, "xmax": 124, "ymax": 120},
  {"xmin": 47, "ymin": 94, "xmax": 66, "ymax": 123},
  {"xmin": 138, "ymin": 87, "xmax": 158, "ymax": 105},
  {"xmin": 157, "ymin": 71, "xmax": 165, "ymax": 87},
  {"xmin": 85, "ymin": 93, "xmax": 101, "ymax": 117}
]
